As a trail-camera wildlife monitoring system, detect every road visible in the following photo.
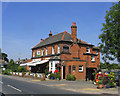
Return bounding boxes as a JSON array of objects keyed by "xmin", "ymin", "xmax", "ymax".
[{"xmin": 0, "ymin": 75, "xmax": 119, "ymax": 96}]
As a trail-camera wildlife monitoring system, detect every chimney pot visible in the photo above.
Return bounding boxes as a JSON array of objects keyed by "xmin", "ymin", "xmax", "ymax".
[
  {"xmin": 49, "ymin": 30, "xmax": 52, "ymax": 37},
  {"xmin": 72, "ymin": 22, "xmax": 76, "ymax": 26},
  {"xmin": 41, "ymin": 39, "xmax": 43, "ymax": 42}
]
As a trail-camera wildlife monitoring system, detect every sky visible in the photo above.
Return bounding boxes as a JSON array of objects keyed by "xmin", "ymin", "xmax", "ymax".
[{"xmin": 2, "ymin": 2, "xmax": 117, "ymax": 63}]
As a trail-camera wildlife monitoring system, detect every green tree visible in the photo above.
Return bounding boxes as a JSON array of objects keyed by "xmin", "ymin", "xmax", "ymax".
[
  {"xmin": 99, "ymin": 2, "xmax": 120, "ymax": 64},
  {"xmin": 7, "ymin": 59, "xmax": 19, "ymax": 72},
  {"xmin": 1, "ymin": 53, "xmax": 9, "ymax": 62}
]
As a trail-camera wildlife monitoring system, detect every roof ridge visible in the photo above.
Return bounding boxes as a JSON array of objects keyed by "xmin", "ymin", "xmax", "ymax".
[
  {"xmin": 77, "ymin": 38, "xmax": 88, "ymax": 44},
  {"xmin": 61, "ymin": 32, "xmax": 66, "ymax": 40},
  {"xmin": 44, "ymin": 32, "xmax": 65, "ymax": 41}
]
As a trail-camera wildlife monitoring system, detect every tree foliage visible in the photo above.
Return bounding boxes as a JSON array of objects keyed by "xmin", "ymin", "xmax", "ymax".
[
  {"xmin": 99, "ymin": 2, "xmax": 120, "ymax": 63},
  {"xmin": 1, "ymin": 53, "xmax": 9, "ymax": 62},
  {"xmin": 100, "ymin": 62, "xmax": 120, "ymax": 70}
]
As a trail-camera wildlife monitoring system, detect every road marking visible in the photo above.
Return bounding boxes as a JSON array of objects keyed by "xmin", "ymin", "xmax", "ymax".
[
  {"xmin": 7, "ymin": 85, "xmax": 22, "ymax": 92},
  {"xmin": 0, "ymin": 81, "xmax": 3, "ymax": 84}
]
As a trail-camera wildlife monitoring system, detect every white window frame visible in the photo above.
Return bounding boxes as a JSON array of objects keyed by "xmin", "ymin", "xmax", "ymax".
[
  {"xmin": 41, "ymin": 48, "xmax": 44, "ymax": 56},
  {"xmin": 37, "ymin": 50, "xmax": 40, "ymax": 56},
  {"xmin": 78, "ymin": 65, "xmax": 83, "ymax": 72},
  {"xmin": 33, "ymin": 52, "xmax": 35, "ymax": 57},
  {"xmin": 46, "ymin": 47, "xmax": 47, "ymax": 55},
  {"xmin": 91, "ymin": 55, "xmax": 95, "ymax": 61},
  {"xmin": 58, "ymin": 44, "xmax": 60, "ymax": 53},
  {"xmin": 52, "ymin": 46, "xmax": 55, "ymax": 54},
  {"xmin": 86, "ymin": 47, "xmax": 90, "ymax": 53}
]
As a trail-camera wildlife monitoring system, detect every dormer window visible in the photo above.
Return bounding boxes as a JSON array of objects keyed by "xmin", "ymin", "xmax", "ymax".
[
  {"xmin": 86, "ymin": 47, "xmax": 90, "ymax": 53},
  {"xmin": 52, "ymin": 46, "xmax": 55, "ymax": 54},
  {"xmin": 91, "ymin": 55, "xmax": 95, "ymax": 62},
  {"xmin": 63, "ymin": 45, "xmax": 69, "ymax": 53}
]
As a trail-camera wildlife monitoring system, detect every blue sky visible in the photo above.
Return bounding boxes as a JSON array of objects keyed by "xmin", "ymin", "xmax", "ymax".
[{"xmin": 2, "ymin": 2, "xmax": 115, "ymax": 62}]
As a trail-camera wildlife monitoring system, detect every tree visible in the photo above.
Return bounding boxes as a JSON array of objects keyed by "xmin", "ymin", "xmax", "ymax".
[
  {"xmin": 99, "ymin": 2, "xmax": 120, "ymax": 63},
  {"xmin": 1, "ymin": 53, "xmax": 9, "ymax": 62}
]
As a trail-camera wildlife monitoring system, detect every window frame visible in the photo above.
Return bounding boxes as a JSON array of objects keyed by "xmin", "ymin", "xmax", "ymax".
[
  {"xmin": 58, "ymin": 44, "xmax": 60, "ymax": 53},
  {"xmin": 72, "ymin": 65, "xmax": 76, "ymax": 72},
  {"xmin": 33, "ymin": 51, "xmax": 35, "ymax": 57},
  {"xmin": 41, "ymin": 48, "xmax": 44, "ymax": 56},
  {"xmin": 46, "ymin": 47, "xmax": 47, "ymax": 55},
  {"xmin": 91, "ymin": 55, "xmax": 95, "ymax": 62},
  {"xmin": 52, "ymin": 46, "xmax": 55, "ymax": 54},
  {"xmin": 63, "ymin": 45, "xmax": 69, "ymax": 53},
  {"xmin": 78, "ymin": 65, "xmax": 83, "ymax": 72},
  {"xmin": 37, "ymin": 50, "xmax": 40, "ymax": 56},
  {"xmin": 86, "ymin": 47, "xmax": 90, "ymax": 53}
]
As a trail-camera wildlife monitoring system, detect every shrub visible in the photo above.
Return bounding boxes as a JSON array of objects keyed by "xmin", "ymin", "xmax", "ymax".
[
  {"xmin": 2, "ymin": 69, "xmax": 12, "ymax": 75},
  {"xmin": 66, "ymin": 74, "xmax": 76, "ymax": 81},
  {"xmin": 35, "ymin": 73, "xmax": 37, "ymax": 77},
  {"xmin": 48, "ymin": 73, "xmax": 55, "ymax": 79},
  {"xmin": 55, "ymin": 72, "xmax": 61, "ymax": 80},
  {"xmin": 108, "ymin": 82, "xmax": 115, "ymax": 88},
  {"xmin": 97, "ymin": 80, "xmax": 103, "ymax": 85}
]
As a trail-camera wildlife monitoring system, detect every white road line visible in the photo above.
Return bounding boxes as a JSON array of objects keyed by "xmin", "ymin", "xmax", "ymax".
[
  {"xmin": 0, "ymin": 81, "xmax": 3, "ymax": 84},
  {"xmin": 7, "ymin": 85, "xmax": 22, "ymax": 92}
]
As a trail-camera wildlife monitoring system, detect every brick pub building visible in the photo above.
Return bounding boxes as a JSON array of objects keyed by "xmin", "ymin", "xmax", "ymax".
[{"xmin": 21, "ymin": 22, "xmax": 100, "ymax": 80}]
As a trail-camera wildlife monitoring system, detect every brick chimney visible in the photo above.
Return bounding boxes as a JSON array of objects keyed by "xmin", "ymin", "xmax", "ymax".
[
  {"xmin": 49, "ymin": 30, "xmax": 52, "ymax": 37},
  {"xmin": 71, "ymin": 22, "xmax": 77, "ymax": 42}
]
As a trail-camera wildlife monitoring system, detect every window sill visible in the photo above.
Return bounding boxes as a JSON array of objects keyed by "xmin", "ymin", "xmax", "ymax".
[
  {"xmin": 91, "ymin": 61, "xmax": 95, "ymax": 63},
  {"xmin": 78, "ymin": 71, "xmax": 84, "ymax": 73}
]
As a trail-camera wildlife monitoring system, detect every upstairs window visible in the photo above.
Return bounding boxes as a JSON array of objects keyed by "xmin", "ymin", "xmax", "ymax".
[
  {"xmin": 63, "ymin": 45, "xmax": 69, "ymax": 53},
  {"xmin": 91, "ymin": 55, "xmax": 95, "ymax": 62},
  {"xmin": 41, "ymin": 48, "xmax": 44, "ymax": 56},
  {"xmin": 33, "ymin": 52, "xmax": 35, "ymax": 57},
  {"xmin": 79, "ymin": 65, "xmax": 83, "ymax": 72},
  {"xmin": 58, "ymin": 44, "xmax": 60, "ymax": 53},
  {"xmin": 86, "ymin": 47, "xmax": 90, "ymax": 53},
  {"xmin": 37, "ymin": 50, "xmax": 40, "ymax": 56},
  {"xmin": 52, "ymin": 46, "xmax": 55, "ymax": 54},
  {"xmin": 46, "ymin": 47, "xmax": 47, "ymax": 55},
  {"xmin": 96, "ymin": 51, "xmax": 98, "ymax": 54}
]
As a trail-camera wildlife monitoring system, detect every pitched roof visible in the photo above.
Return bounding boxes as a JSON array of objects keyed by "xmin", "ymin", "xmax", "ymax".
[
  {"xmin": 32, "ymin": 31, "xmax": 73, "ymax": 49},
  {"xmin": 32, "ymin": 31, "xmax": 93, "ymax": 49}
]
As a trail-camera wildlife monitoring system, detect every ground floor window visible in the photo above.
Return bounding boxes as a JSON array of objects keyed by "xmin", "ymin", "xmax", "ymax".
[
  {"xmin": 72, "ymin": 65, "xmax": 76, "ymax": 72},
  {"xmin": 68, "ymin": 65, "xmax": 71, "ymax": 74},
  {"xmin": 79, "ymin": 65, "xmax": 83, "ymax": 72}
]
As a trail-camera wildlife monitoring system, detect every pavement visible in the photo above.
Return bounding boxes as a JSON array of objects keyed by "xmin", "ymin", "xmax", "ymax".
[{"xmin": 0, "ymin": 75, "xmax": 119, "ymax": 96}]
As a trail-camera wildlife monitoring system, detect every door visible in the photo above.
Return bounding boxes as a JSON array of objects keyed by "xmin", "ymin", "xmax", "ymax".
[{"xmin": 63, "ymin": 66, "xmax": 65, "ymax": 79}]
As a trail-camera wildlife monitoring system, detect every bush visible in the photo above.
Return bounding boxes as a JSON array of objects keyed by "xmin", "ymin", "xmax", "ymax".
[
  {"xmin": 35, "ymin": 73, "xmax": 37, "ymax": 77},
  {"xmin": 48, "ymin": 73, "xmax": 55, "ymax": 79},
  {"xmin": 55, "ymin": 72, "xmax": 61, "ymax": 80},
  {"xmin": 108, "ymin": 82, "xmax": 115, "ymax": 88},
  {"xmin": 17, "ymin": 66, "xmax": 26, "ymax": 72},
  {"xmin": 97, "ymin": 80, "xmax": 103, "ymax": 85},
  {"xmin": 2, "ymin": 69, "xmax": 12, "ymax": 75},
  {"xmin": 66, "ymin": 74, "xmax": 76, "ymax": 81}
]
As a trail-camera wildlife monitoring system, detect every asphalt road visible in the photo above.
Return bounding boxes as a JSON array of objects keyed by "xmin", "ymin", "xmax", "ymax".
[{"xmin": 0, "ymin": 75, "xmax": 119, "ymax": 96}]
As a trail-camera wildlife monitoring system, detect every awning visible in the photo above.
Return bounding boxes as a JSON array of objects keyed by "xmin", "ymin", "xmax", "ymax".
[
  {"xmin": 33, "ymin": 60, "xmax": 49, "ymax": 65},
  {"xmin": 20, "ymin": 60, "xmax": 49, "ymax": 67}
]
